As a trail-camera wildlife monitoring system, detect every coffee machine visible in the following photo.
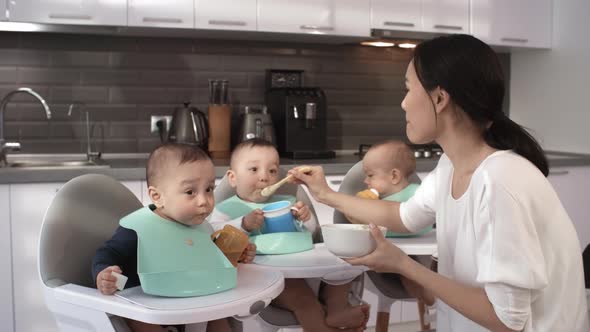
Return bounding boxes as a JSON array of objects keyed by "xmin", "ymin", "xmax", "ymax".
[{"xmin": 266, "ymin": 87, "xmax": 335, "ymax": 159}]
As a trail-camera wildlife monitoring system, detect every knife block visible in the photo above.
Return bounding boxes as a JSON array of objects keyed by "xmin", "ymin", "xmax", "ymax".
[{"xmin": 208, "ymin": 104, "xmax": 231, "ymax": 158}]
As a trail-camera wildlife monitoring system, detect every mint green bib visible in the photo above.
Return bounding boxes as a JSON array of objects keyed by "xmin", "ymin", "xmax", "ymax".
[
  {"xmin": 120, "ymin": 206, "xmax": 236, "ymax": 297},
  {"xmin": 216, "ymin": 195, "xmax": 312, "ymax": 255},
  {"xmin": 382, "ymin": 184, "xmax": 432, "ymax": 238}
]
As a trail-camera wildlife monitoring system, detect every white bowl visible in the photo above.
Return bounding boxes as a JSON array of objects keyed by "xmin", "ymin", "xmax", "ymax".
[{"xmin": 321, "ymin": 224, "xmax": 387, "ymax": 258}]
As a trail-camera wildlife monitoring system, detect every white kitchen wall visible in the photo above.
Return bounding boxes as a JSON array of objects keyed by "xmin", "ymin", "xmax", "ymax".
[{"xmin": 510, "ymin": 0, "xmax": 590, "ymax": 153}]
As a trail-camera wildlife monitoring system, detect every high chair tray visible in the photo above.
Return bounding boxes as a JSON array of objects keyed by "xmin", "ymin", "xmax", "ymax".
[
  {"xmin": 253, "ymin": 243, "xmax": 367, "ymax": 279},
  {"xmin": 49, "ymin": 265, "xmax": 284, "ymax": 325},
  {"xmin": 386, "ymin": 229, "xmax": 437, "ymax": 256}
]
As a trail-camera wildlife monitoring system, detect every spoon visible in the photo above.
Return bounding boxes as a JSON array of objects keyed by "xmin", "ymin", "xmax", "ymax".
[{"xmin": 260, "ymin": 166, "xmax": 312, "ymax": 197}]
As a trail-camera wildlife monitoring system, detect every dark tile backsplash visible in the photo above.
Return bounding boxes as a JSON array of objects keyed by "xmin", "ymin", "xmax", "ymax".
[{"xmin": 0, "ymin": 31, "xmax": 508, "ymax": 154}]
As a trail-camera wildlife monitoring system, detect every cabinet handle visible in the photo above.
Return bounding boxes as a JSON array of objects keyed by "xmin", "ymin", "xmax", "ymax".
[
  {"xmin": 49, "ymin": 14, "xmax": 92, "ymax": 20},
  {"xmin": 501, "ymin": 37, "xmax": 528, "ymax": 43},
  {"xmin": 383, "ymin": 21, "xmax": 415, "ymax": 28},
  {"xmin": 329, "ymin": 180, "xmax": 343, "ymax": 185},
  {"xmin": 208, "ymin": 20, "xmax": 247, "ymax": 27},
  {"xmin": 300, "ymin": 25, "xmax": 334, "ymax": 31},
  {"xmin": 433, "ymin": 24, "xmax": 462, "ymax": 31},
  {"xmin": 549, "ymin": 170, "xmax": 570, "ymax": 176},
  {"xmin": 142, "ymin": 17, "xmax": 183, "ymax": 24}
]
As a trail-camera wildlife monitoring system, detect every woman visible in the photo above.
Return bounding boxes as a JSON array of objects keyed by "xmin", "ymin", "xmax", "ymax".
[{"xmin": 290, "ymin": 34, "xmax": 589, "ymax": 332}]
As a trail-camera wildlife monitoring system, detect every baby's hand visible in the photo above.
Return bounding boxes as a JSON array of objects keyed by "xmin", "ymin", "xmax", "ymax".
[
  {"xmin": 239, "ymin": 243, "xmax": 257, "ymax": 264},
  {"xmin": 96, "ymin": 265, "xmax": 122, "ymax": 295},
  {"xmin": 292, "ymin": 201, "xmax": 311, "ymax": 222},
  {"xmin": 242, "ymin": 209, "xmax": 264, "ymax": 232}
]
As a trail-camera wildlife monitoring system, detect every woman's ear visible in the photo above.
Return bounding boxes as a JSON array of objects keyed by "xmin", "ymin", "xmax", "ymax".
[
  {"xmin": 434, "ymin": 87, "xmax": 451, "ymax": 114},
  {"xmin": 227, "ymin": 169, "xmax": 237, "ymax": 188},
  {"xmin": 148, "ymin": 186, "xmax": 163, "ymax": 208}
]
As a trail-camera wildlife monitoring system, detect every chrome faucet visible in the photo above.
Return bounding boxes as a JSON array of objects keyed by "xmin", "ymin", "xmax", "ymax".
[
  {"xmin": 68, "ymin": 102, "xmax": 101, "ymax": 162},
  {"xmin": 0, "ymin": 88, "xmax": 52, "ymax": 166}
]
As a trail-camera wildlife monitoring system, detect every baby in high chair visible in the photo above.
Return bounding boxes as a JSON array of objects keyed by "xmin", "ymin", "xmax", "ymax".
[
  {"xmin": 351, "ymin": 140, "xmax": 434, "ymax": 305},
  {"xmin": 92, "ymin": 143, "xmax": 256, "ymax": 332},
  {"xmin": 209, "ymin": 138, "xmax": 369, "ymax": 332},
  {"xmin": 354, "ymin": 140, "xmax": 419, "ymax": 214}
]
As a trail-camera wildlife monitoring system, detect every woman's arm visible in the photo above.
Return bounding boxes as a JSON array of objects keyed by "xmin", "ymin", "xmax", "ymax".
[
  {"xmin": 347, "ymin": 225, "xmax": 522, "ymax": 332},
  {"xmin": 290, "ymin": 166, "xmax": 410, "ymax": 233},
  {"xmin": 402, "ymin": 258, "xmax": 521, "ymax": 332}
]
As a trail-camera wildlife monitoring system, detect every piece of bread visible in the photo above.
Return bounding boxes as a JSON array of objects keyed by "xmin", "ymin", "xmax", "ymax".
[{"xmin": 356, "ymin": 188, "xmax": 379, "ymax": 200}]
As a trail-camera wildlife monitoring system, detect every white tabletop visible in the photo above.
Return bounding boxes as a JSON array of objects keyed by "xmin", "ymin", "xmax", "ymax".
[
  {"xmin": 51, "ymin": 264, "xmax": 284, "ymax": 325},
  {"xmin": 252, "ymin": 230, "xmax": 437, "ymax": 279},
  {"xmin": 387, "ymin": 229, "xmax": 437, "ymax": 256},
  {"xmin": 253, "ymin": 244, "xmax": 367, "ymax": 280}
]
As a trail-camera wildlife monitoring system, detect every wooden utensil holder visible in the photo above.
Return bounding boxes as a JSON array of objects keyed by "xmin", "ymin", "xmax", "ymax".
[{"xmin": 208, "ymin": 104, "xmax": 231, "ymax": 158}]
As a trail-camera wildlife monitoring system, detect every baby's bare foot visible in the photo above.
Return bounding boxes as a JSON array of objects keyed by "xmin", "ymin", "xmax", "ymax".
[{"xmin": 325, "ymin": 303, "xmax": 370, "ymax": 329}]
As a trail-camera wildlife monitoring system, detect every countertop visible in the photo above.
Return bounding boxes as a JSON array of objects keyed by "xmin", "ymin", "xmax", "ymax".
[{"xmin": 1, "ymin": 150, "xmax": 590, "ymax": 184}]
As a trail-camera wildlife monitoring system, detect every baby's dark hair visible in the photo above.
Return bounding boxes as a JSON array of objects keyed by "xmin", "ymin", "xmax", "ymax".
[
  {"xmin": 146, "ymin": 143, "xmax": 211, "ymax": 187},
  {"xmin": 369, "ymin": 140, "xmax": 416, "ymax": 177},
  {"xmin": 230, "ymin": 138, "xmax": 277, "ymax": 169}
]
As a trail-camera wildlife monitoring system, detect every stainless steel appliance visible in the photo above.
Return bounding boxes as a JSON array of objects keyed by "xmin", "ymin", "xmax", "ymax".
[
  {"xmin": 266, "ymin": 87, "xmax": 335, "ymax": 159},
  {"xmin": 237, "ymin": 105, "xmax": 277, "ymax": 145},
  {"xmin": 168, "ymin": 102, "xmax": 209, "ymax": 150}
]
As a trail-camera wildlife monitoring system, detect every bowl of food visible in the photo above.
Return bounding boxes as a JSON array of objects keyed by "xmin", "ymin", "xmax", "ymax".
[{"xmin": 321, "ymin": 224, "xmax": 387, "ymax": 258}]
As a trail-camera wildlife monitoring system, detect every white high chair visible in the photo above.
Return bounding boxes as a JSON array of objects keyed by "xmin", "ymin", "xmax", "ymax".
[
  {"xmin": 39, "ymin": 174, "xmax": 284, "ymax": 332},
  {"xmin": 214, "ymin": 168, "xmax": 365, "ymax": 331},
  {"xmin": 334, "ymin": 161, "xmax": 435, "ymax": 332}
]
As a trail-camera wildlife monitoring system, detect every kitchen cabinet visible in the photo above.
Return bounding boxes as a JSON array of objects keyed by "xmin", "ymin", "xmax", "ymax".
[
  {"xmin": 10, "ymin": 182, "xmax": 62, "ymax": 332},
  {"xmin": 422, "ymin": 0, "xmax": 469, "ymax": 34},
  {"xmin": 1, "ymin": 0, "xmax": 7, "ymax": 21},
  {"xmin": 0, "ymin": 185, "xmax": 13, "ymax": 332},
  {"xmin": 370, "ymin": 0, "xmax": 421, "ymax": 32},
  {"xmin": 8, "ymin": 0, "xmax": 126, "ymax": 26},
  {"xmin": 128, "ymin": 0, "xmax": 194, "ymax": 28},
  {"xmin": 258, "ymin": 0, "xmax": 371, "ymax": 37},
  {"xmin": 548, "ymin": 166, "xmax": 590, "ymax": 251},
  {"xmin": 471, "ymin": 0, "xmax": 552, "ymax": 48},
  {"xmin": 371, "ymin": 0, "xmax": 468, "ymax": 34},
  {"xmin": 9, "ymin": 180, "xmax": 142, "ymax": 332},
  {"xmin": 195, "ymin": 0, "xmax": 257, "ymax": 31}
]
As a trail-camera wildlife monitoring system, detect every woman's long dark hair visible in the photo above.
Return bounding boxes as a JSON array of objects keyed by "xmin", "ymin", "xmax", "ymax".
[{"xmin": 413, "ymin": 34, "xmax": 548, "ymax": 176}]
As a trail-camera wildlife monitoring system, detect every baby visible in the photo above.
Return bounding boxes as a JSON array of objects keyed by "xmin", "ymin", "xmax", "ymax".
[
  {"xmin": 92, "ymin": 143, "xmax": 255, "ymax": 332},
  {"xmin": 353, "ymin": 140, "xmax": 434, "ymax": 305},
  {"xmin": 359, "ymin": 140, "xmax": 419, "ymax": 207},
  {"xmin": 210, "ymin": 138, "xmax": 369, "ymax": 332}
]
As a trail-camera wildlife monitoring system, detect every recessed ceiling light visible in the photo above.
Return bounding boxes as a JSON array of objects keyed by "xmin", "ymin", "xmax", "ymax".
[{"xmin": 360, "ymin": 41, "xmax": 395, "ymax": 47}]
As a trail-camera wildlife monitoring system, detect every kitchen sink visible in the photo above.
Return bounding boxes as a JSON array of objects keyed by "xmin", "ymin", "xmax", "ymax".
[{"xmin": 3, "ymin": 154, "xmax": 110, "ymax": 169}]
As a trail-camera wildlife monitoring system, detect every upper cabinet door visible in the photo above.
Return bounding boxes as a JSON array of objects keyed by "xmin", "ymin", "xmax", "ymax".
[
  {"xmin": 371, "ymin": 0, "xmax": 422, "ymax": 31},
  {"xmin": 258, "ymin": 0, "xmax": 370, "ymax": 37},
  {"xmin": 128, "ymin": 0, "xmax": 194, "ymax": 28},
  {"xmin": 471, "ymin": 0, "xmax": 552, "ymax": 48},
  {"xmin": 9, "ymin": 0, "xmax": 126, "ymax": 26},
  {"xmin": 422, "ymin": 0, "xmax": 469, "ymax": 34},
  {"xmin": 195, "ymin": 0, "xmax": 256, "ymax": 31},
  {"xmin": 1, "ymin": 0, "xmax": 7, "ymax": 21}
]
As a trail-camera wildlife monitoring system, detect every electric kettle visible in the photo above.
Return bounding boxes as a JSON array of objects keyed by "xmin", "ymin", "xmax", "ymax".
[
  {"xmin": 238, "ymin": 105, "xmax": 276, "ymax": 145},
  {"xmin": 168, "ymin": 102, "xmax": 209, "ymax": 150}
]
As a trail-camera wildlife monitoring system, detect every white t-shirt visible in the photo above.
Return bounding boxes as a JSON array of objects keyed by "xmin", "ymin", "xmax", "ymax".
[{"xmin": 400, "ymin": 150, "xmax": 590, "ymax": 332}]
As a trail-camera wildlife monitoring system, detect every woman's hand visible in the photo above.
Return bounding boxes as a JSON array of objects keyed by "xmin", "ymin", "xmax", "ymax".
[
  {"xmin": 292, "ymin": 201, "xmax": 311, "ymax": 221},
  {"xmin": 345, "ymin": 223, "xmax": 410, "ymax": 274},
  {"xmin": 288, "ymin": 165, "xmax": 334, "ymax": 203}
]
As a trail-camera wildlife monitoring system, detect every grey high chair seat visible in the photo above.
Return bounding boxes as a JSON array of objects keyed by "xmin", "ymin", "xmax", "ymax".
[
  {"xmin": 214, "ymin": 167, "xmax": 365, "ymax": 331},
  {"xmin": 334, "ymin": 161, "xmax": 434, "ymax": 332},
  {"xmin": 39, "ymin": 174, "xmax": 284, "ymax": 332}
]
